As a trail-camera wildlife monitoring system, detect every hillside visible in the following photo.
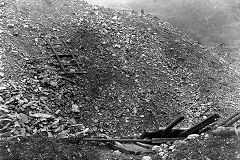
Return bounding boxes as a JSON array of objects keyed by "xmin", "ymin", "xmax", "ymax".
[{"xmin": 0, "ymin": 0, "xmax": 240, "ymax": 159}]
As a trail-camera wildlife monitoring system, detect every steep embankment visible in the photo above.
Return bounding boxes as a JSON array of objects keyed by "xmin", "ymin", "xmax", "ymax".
[
  {"xmin": 1, "ymin": 0, "xmax": 239, "ymax": 140},
  {"xmin": 0, "ymin": 0, "xmax": 239, "ymax": 159}
]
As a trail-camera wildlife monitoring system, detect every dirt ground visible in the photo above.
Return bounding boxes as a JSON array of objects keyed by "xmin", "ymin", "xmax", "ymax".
[{"xmin": 0, "ymin": 0, "xmax": 240, "ymax": 159}]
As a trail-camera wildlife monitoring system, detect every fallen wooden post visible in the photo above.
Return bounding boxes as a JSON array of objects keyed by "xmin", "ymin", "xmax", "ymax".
[
  {"xmin": 160, "ymin": 116, "xmax": 184, "ymax": 137},
  {"xmin": 140, "ymin": 128, "xmax": 187, "ymax": 139},
  {"xmin": 199, "ymin": 112, "xmax": 240, "ymax": 134},
  {"xmin": 83, "ymin": 137, "xmax": 185, "ymax": 144},
  {"xmin": 198, "ymin": 122, "xmax": 217, "ymax": 134},
  {"xmin": 219, "ymin": 112, "xmax": 240, "ymax": 126},
  {"xmin": 223, "ymin": 113, "xmax": 240, "ymax": 127},
  {"xmin": 179, "ymin": 114, "xmax": 220, "ymax": 137},
  {"xmin": 212, "ymin": 126, "xmax": 240, "ymax": 137}
]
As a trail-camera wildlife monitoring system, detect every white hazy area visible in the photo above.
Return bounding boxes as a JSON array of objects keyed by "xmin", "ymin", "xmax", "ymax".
[
  {"xmin": 85, "ymin": 0, "xmax": 131, "ymax": 8},
  {"xmin": 84, "ymin": 0, "xmax": 240, "ymax": 49}
]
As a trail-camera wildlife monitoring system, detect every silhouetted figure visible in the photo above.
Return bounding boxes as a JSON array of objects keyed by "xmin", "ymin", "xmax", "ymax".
[{"xmin": 141, "ymin": 9, "xmax": 144, "ymax": 14}]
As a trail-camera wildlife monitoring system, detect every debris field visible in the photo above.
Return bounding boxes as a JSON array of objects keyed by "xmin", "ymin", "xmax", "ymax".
[{"xmin": 0, "ymin": 0, "xmax": 240, "ymax": 159}]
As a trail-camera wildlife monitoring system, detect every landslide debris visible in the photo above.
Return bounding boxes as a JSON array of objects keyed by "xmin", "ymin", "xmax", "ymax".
[{"xmin": 0, "ymin": 0, "xmax": 240, "ymax": 159}]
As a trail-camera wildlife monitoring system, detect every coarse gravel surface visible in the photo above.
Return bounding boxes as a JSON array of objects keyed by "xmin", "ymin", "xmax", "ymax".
[{"xmin": 0, "ymin": 0, "xmax": 240, "ymax": 159}]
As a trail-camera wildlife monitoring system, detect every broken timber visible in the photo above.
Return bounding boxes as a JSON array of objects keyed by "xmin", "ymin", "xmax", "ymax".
[
  {"xmin": 179, "ymin": 114, "xmax": 220, "ymax": 137},
  {"xmin": 223, "ymin": 113, "xmax": 240, "ymax": 127},
  {"xmin": 84, "ymin": 114, "xmax": 223, "ymax": 145},
  {"xmin": 219, "ymin": 112, "xmax": 240, "ymax": 127},
  {"xmin": 159, "ymin": 116, "xmax": 184, "ymax": 137},
  {"xmin": 83, "ymin": 112, "xmax": 240, "ymax": 147},
  {"xmin": 40, "ymin": 35, "xmax": 87, "ymax": 79},
  {"xmin": 83, "ymin": 137, "xmax": 185, "ymax": 144}
]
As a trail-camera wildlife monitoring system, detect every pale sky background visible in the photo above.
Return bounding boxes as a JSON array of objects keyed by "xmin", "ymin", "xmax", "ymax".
[
  {"xmin": 84, "ymin": 0, "xmax": 240, "ymax": 49},
  {"xmin": 85, "ymin": 0, "xmax": 131, "ymax": 8}
]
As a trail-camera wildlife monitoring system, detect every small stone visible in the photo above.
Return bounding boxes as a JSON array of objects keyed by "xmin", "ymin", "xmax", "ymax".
[
  {"xmin": 204, "ymin": 133, "xmax": 210, "ymax": 139},
  {"xmin": 50, "ymin": 81, "xmax": 58, "ymax": 87},
  {"xmin": 66, "ymin": 39, "xmax": 71, "ymax": 44},
  {"xmin": 12, "ymin": 30, "xmax": 19, "ymax": 36},
  {"xmin": 113, "ymin": 44, "xmax": 121, "ymax": 48},
  {"xmin": 101, "ymin": 41, "xmax": 107, "ymax": 44},
  {"xmin": 13, "ymin": 130, "xmax": 20, "ymax": 135},
  {"xmin": 195, "ymin": 112, "xmax": 201, "ymax": 117},
  {"xmin": 20, "ymin": 127, "xmax": 26, "ymax": 136},
  {"xmin": 0, "ymin": 2, "xmax": 5, "ymax": 7},
  {"xmin": 23, "ymin": 24, "xmax": 29, "ymax": 28},
  {"xmin": 47, "ymin": 131, "xmax": 53, "ymax": 137},
  {"xmin": 55, "ymin": 109, "xmax": 61, "ymax": 114},
  {"xmin": 113, "ymin": 150, "xmax": 121, "ymax": 156},
  {"xmin": 142, "ymin": 156, "xmax": 152, "ymax": 160},
  {"xmin": 22, "ymin": 101, "xmax": 35, "ymax": 108},
  {"xmin": 133, "ymin": 107, "xmax": 137, "ymax": 114},
  {"xmin": 81, "ymin": 128, "xmax": 89, "ymax": 135},
  {"xmin": 169, "ymin": 145, "xmax": 175, "ymax": 150},
  {"xmin": 0, "ymin": 86, "xmax": 7, "ymax": 90},
  {"xmin": 172, "ymin": 140, "xmax": 187, "ymax": 146},
  {"xmin": 187, "ymin": 134, "xmax": 200, "ymax": 140},
  {"xmin": 158, "ymin": 151, "xmax": 165, "ymax": 157},
  {"xmin": 93, "ymin": 5, "xmax": 100, "ymax": 10},
  {"xmin": 69, "ymin": 118, "xmax": 76, "ymax": 124},
  {"xmin": 71, "ymin": 104, "xmax": 80, "ymax": 113},
  {"xmin": 152, "ymin": 145, "xmax": 162, "ymax": 152},
  {"xmin": 18, "ymin": 113, "xmax": 29, "ymax": 123},
  {"xmin": 33, "ymin": 128, "xmax": 38, "ymax": 133},
  {"xmin": 161, "ymin": 143, "xmax": 168, "ymax": 148},
  {"xmin": 162, "ymin": 154, "xmax": 168, "ymax": 160},
  {"xmin": 235, "ymin": 153, "xmax": 240, "ymax": 159},
  {"xmin": 75, "ymin": 124, "xmax": 85, "ymax": 130},
  {"xmin": 70, "ymin": 69, "xmax": 76, "ymax": 72},
  {"xmin": 0, "ymin": 96, "xmax": 3, "ymax": 102},
  {"xmin": 101, "ymin": 28, "xmax": 108, "ymax": 34},
  {"xmin": 112, "ymin": 16, "xmax": 118, "ymax": 20},
  {"xmin": 0, "ymin": 104, "xmax": 9, "ymax": 113},
  {"xmin": 18, "ymin": 98, "xmax": 28, "ymax": 105},
  {"xmin": 125, "ymin": 117, "xmax": 130, "ymax": 122},
  {"xmin": 141, "ymin": 54, "xmax": 146, "ymax": 58},
  {"xmin": 29, "ymin": 113, "xmax": 52, "ymax": 118},
  {"xmin": 7, "ymin": 23, "xmax": 14, "ymax": 28}
]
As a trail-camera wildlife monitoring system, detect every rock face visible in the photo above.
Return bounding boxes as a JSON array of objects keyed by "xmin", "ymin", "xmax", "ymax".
[
  {"xmin": 2, "ymin": 0, "xmax": 239, "ymax": 135},
  {"xmin": 63, "ymin": 0, "xmax": 238, "ymax": 129},
  {"xmin": 0, "ymin": 0, "xmax": 240, "ymax": 159}
]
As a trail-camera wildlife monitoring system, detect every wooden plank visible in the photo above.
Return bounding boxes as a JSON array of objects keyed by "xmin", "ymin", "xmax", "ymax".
[
  {"xmin": 179, "ymin": 114, "xmax": 220, "ymax": 137},
  {"xmin": 160, "ymin": 116, "xmax": 184, "ymax": 137}
]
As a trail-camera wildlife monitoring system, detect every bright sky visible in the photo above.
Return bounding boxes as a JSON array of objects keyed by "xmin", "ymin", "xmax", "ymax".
[{"xmin": 84, "ymin": 0, "xmax": 131, "ymax": 7}]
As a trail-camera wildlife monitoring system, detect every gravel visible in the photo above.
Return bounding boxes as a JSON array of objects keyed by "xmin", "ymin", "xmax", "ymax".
[{"xmin": 0, "ymin": 0, "xmax": 240, "ymax": 159}]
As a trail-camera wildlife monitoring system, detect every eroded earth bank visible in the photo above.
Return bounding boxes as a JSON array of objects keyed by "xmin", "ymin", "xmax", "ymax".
[{"xmin": 0, "ymin": 0, "xmax": 240, "ymax": 159}]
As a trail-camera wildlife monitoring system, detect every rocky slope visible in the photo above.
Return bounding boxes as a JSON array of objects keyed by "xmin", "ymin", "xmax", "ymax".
[{"xmin": 0, "ymin": 0, "xmax": 240, "ymax": 159}]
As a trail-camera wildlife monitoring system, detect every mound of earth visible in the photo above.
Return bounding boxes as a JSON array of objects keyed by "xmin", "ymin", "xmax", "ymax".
[{"xmin": 0, "ymin": 0, "xmax": 240, "ymax": 159}]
